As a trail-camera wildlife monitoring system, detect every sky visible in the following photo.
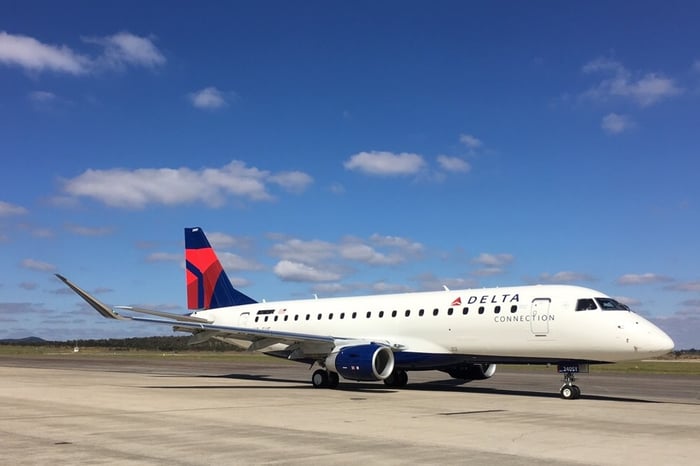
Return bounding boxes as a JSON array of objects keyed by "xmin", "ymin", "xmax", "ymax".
[{"xmin": 1, "ymin": 1, "xmax": 699, "ymax": 349}]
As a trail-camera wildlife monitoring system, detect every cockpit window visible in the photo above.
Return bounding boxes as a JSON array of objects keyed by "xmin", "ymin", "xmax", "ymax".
[
  {"xmin": 576, "ymin": 298, "xmax": 597, "ymax": 311},
  {"xmin": 595, "ymin": 298, "xmax": 630, "ymax": 311}
]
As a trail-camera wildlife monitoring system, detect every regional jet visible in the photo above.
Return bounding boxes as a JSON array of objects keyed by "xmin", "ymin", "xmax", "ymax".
[{"xmin": 56, "ymin": 227, "xmax": 674, "ymax": 399}]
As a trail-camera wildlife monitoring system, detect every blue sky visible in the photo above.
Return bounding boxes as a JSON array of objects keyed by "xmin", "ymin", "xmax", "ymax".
[{"xmin": 1, "ymin": 1, "xmax": 699, "ymax": 348}]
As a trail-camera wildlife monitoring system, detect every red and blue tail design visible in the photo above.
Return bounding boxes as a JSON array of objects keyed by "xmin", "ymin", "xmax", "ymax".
[{"xmin": 185, "ymin": 227, "xmax": 257, "ymax": 309}]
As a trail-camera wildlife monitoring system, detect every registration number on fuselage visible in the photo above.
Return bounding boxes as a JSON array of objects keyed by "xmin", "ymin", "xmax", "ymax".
[{"xmin": 557, "ymin": 363, "xmax": 589, "ymax": 373}]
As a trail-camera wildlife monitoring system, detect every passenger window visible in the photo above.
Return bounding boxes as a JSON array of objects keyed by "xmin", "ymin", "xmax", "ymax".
[
  {"xmin": 419, "ymin": 309, "xmax": 425, "ymax": 316},
  {"xmin": 510, "ymin": 305, "xmax": 517, "ymax": 313},
  {"xmin": 379, "ymin": 311, "xmax": 384, "ymax": 318},
  {"xmin": 329, "ymin": 313, "xmax": 333, "ymax": 320},
  {"xmin": 284, "ymin": 315, "xmax": 288, "ymax": 321},
  {"xmin": 352, "ymin": 312, "xmax": 357, "ymax": 319},
  {"xmin": 305, "ymin": 314, "xmax": 310, "ymax": 320},
  {"xmin": 478, "ymin": 306, "xmax": 485, "ymax": 314},
  {"xmin": 274, "ymin": 316, "xmax": 278, "ymax": 321},
  {"xmin": 405, "ymin": 310, "xmax": 410, "ymax": 317},
  {"xmin": 462, "ymin": 307, "xmax": 469, "ymax": 315},
  {"xmin": 317, "ymin": 313, "xmax": 322, "ymax": 320},
  {"xmin": 264, "ymin": 316, "xmax": 269, "ymax": 322},
  {"xmin": 392, "ymin": 310, "xmax": 397, "ymax": 317},
  {"xmin": 340, "ymin": 312, "xmax": 345, "ymax": 319},
  {"xmin": 294, "ymin": 315, "xmax": 299, "ymax": 321},
  {"xmin": 447, "ymin": 307, "xmax": 454, "ymax": 315},
  {"xmin": 494, "ymin": 306, "xmax": 501, "ymax": 314},
  {"xmin": 433, "ymin": 308, "xmax": 439, "ymax": 316},
  {"xmin": 255, "ymin": 316, "xmax": 259, "ymax": 322},
  {"xmin": 366, "ymin": 311, "xmax": 372, "ymax": 318},
  {"xmin": 576, "ymin": 299, "xmax": 597, "ymax": 311}
]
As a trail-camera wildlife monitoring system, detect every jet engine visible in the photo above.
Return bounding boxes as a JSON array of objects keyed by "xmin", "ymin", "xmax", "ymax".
[
  {"xmin": 325, "ymin": 343, "xmax": 395, "ymax": 381},
  {"xmin": 445, "ymin": 363, "xmax": 497, "ymax": 381}
]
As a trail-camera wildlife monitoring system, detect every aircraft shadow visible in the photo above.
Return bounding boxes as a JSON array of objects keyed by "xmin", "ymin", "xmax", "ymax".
[{"xmin": 144, "ymin": 372, "xmax": 662, "ymax": 402}]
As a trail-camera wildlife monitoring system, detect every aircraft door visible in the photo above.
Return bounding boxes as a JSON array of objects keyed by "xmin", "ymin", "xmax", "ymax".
[
  {"xmin": 530, "ymin": 298, "xmax": 551, "ymax": 336},
  {"xmin": 238, "ymin": 312, "xmax": 250, "ymax": 327}
]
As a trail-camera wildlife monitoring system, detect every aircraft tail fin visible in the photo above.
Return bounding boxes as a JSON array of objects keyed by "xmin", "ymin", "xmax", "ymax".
[{"xmin": 185, "ymin": 227, "xmax": 257, "ymax": 309}]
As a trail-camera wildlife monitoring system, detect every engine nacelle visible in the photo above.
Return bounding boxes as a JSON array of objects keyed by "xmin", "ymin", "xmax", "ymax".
[
  {"xmin": 445, "ymin": 363, "xmax": 497, "ymax": 381},
  {"xmin": 325, "ymin": 344, "xmax": 395, "ymax": 381}
]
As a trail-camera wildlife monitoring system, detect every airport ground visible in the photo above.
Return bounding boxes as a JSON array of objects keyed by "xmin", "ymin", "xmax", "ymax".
[{"xmin": 1, "ymin": 353, "xmax": 698, "ymax": 465}]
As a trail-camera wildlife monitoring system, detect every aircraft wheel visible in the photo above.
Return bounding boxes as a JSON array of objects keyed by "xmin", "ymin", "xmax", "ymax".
[
  {"xmin": 312, "ymin": 369, "xmax": 329, "ymax": 388},
  {"xmin": 328, "ymin": 371, "xmax": 340, "ymax": 389},
  {"xmin": 560, "ymin": 385, "xmax": 578, "ymax": 400},
  {"xmin": 572, "ymin": 385, "xmax": 581, "ymax": 399},
  {"xmin": 384, "ymin": 369, "xmax": 408, "ymax": 388},
  {"xmin": 397, "ymin": 369, "xmax": 409, "ymax": 387}
]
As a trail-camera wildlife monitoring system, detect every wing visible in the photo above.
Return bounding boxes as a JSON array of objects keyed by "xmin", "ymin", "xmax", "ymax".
[{"xmin": 56, "ymin": 274, "xmax": 347, "ymax": 353}]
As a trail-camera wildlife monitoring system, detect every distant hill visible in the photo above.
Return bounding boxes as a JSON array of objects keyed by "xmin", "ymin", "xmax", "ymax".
[{"xmin": 0, "ymin": 336, "xmax": 47, "ymax": 344}]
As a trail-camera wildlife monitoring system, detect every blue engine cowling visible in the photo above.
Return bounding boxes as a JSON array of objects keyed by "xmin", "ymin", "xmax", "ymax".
[{"xmin": 325, "ymin": 344, "xmax": 395, "ymax": 381}]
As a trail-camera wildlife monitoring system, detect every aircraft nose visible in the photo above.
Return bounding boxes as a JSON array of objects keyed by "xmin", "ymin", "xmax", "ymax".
[
  {"xmin": 655, "ymin": 331, "xmax": 675, "ymax": 353},
  {"xmin": 643, "ymin": 325, "xmax": 675, "ymax": 355}
]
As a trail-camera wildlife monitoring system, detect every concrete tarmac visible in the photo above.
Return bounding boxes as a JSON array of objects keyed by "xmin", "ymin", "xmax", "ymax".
[{"xmin": 1, "ymin": 355, "xmax": 698, "ymax": 465}]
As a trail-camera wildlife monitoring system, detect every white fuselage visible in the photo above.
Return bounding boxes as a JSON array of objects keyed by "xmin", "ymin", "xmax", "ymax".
[{"xmin": 191, "ymin": 284, "xmax": 673, "ymax": 364}]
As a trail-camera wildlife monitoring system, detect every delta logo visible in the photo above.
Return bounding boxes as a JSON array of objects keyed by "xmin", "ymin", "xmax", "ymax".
[{"xmin": 451, "ymin": 297, "xmax": 462, "ymax": 306}]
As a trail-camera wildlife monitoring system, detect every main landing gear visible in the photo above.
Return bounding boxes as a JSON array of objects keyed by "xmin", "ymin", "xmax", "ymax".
[
  {"xmin": 383, "ymin": 368, "xmax": 408, "ymax": 388},
  {"xmin": 311, "ymin": 369, "xmax": 339, "ymax": 389},
  {"xmin": 559, "ymin": 371, "xmax": 581, "ymax": 400}
]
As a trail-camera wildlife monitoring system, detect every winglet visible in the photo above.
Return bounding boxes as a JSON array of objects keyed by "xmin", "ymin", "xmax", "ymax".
[{"xmin": 55, "ymin": 274, "xmax": 129, "ymax": 320}]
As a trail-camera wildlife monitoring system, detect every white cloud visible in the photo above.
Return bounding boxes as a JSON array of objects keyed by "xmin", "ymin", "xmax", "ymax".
[
  {"xmin": 0, "ymin": 31, "xmax": 89, "ymax": 74},
  {"xmin": 21, "ymin": 258, "xmax": 56, "ymax": 272},
  {"xmin": 582, "ymin": 57, "xmax": 682, "ymax": 107},
  {"xmin": 666, "ymin": 281, "xmax": 700, "ymax": 292},
  {"xmin": 370, "ymin": 234, "xmax": 423, "ymax": 255},
  {"xmin": 0, "ymin": 200, "xmax": 27, "ymax": 216},
  {"xmin": 65, "ymin": 224, "xmax": 113, "ymax": 236},
  {"xmin": 617, "ymin": 273, "xmax": 672, "ymax": 285},
  {"xmin": 459, "ymin": 134, "xmax": 482, "ymax": 149},
  {"xmin": 206, "ymin": 232, "xmax": 247, "ymax": 249},
  {"xmin": 339, "ymin": 242, "xmax": 401, "ymax": 265},
  {"xmin": 273, "ymin": 260, "xmax": 341, "ymax": 282},
  {"xmin": 61, "ymin": 160, "xmax": 313, "ymax": 208},
  {"xmin": 601, "ymin": 113, "xmax": 634, "ymax": 134},
  {"xmin": 537, "ymin": 271, "xmax": 595, "ymax": 284},
  {"xmin": 86, "ymin": 32, "xmax": 165, "ymax": 70},
  {"xmin": 268, "ymin": 171, "xmax": 314, "ymax": 193},
  {"xmin": 28, "ymin": 90, "xmax": 57, "ymax": 102},
  {"xmin": 0, "ymin": 31, "xmax": 164, "ymax": 75},
  {"xmin": 371, "ymin": 281, "xmax": 412, "ymax": 294},
  {"xmin": 472, "ymin": 253, "xmax": 514, "ymax": 267},
  {"xmin": 270, "ymin": 238, "xmax": 336, "ymax": 264},
  {"xmin": 217, "ymin": 252, "xmax": 263, "ymax": 271},
  {"xmin": 344, "ymin": 151, "xmax": 425, "ymax": 176},
  {"xmin": 189, "ymin": 87, "xmax": 229, "ymax": 109},
  {"xmin": 146, "ymin": 252, "xmax": 181, "ymax": 263},
  {"xmin": 437, "ymin": 155, "xmax": 471, "ymax": 173}
]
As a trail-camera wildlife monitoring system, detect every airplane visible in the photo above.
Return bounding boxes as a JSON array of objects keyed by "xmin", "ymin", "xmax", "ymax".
[{"xmin": 56, "ymin": 227, "xmax": 675, "ymax": 399}]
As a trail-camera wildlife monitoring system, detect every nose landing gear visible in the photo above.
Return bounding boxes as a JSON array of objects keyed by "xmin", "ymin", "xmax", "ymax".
[
  {"xmin": 557, "ymin": 362, "xmax": 587, "ymax": 399},
  {"xmin": 559, "ymin": 371, "xmax": 581, "ymax": 399}
]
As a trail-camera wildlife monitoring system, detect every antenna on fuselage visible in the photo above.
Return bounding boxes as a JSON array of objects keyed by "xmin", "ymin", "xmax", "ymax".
[{"xmin": 442, "ymin": 285, "xmax": 450, "ymax": 291}]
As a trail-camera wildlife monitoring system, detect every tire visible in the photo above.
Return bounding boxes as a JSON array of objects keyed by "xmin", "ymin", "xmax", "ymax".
[
  {"xmin": 312, "ymin": 369, "xmax": 328, "ymax": 388},
  {"xmin": 328, "ymin": 371, "xmax": 340, "ymax": 389},
  {"xmin": 560, "ymin": 385, "xmax": 575, "ymax": 399}
]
